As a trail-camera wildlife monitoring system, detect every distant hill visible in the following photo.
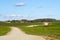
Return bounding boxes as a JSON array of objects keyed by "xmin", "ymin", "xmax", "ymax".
[{"xmin": 31, "ymin": 18, "xmax": 57, "ymax": 22}]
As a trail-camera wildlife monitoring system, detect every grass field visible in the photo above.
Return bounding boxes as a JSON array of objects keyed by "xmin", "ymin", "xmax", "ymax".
[
  {"xmin": 0, "ymin": 26, "xmax": 10, "ymax": 36},
  {"xmin": 0, "ymin": 22, "xmax": 60, "ymax": 37}
]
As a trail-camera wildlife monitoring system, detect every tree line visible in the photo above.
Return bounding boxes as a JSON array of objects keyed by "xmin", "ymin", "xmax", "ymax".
[{"xmin": 5, "ymin": 18, "xmax": 60, "ymax": 23}]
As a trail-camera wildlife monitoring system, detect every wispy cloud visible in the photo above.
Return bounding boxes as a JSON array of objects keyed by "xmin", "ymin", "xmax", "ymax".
[
  {"xmin": 6, "ymin": 14, "xmax": 21, "ymax": 17},
  {"xmin": 15, "ymin": 2, "xmax": 25, "ymax": 6}
]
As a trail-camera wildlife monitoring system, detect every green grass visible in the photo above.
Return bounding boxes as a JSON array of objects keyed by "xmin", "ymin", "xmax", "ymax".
[
  {"xmin": 18, "ymin": 26, "xmax": 60, "ymax": 36},
  {"xmin": 0, "ymin": 26, "xmax": 11, "ymax": 36},
  {"xmin": 0, "ymin": 22, "xmax": 60, "ymax": 37},
  {"xmin": 17, "ymin": 22, "xmax": 60, "ymax": 36}
]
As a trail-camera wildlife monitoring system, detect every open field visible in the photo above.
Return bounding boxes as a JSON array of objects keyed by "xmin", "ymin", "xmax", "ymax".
[
  {"xmin": 0, "ymin": 22, "xmax": 60, "ymax": 37},
  {"xmin": 0, "ymin": 27, "xmax": 10, "ymax": 36}
]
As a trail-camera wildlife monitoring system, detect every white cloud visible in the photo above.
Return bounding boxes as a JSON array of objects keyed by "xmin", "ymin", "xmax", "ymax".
[
  {"xmin": 6, "ymin": 14, "xmax": 21, "ymax": 17},
  {"xmin": 16, "ymin": 2, "xmax": 25, "ymax": 6},
  {"xmin": 6, "ymin": 14, "xmax": 16, "ymax": 17}
]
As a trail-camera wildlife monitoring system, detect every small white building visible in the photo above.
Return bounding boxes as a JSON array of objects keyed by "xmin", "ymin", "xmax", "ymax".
[{"xmin": 43, "ymin": 22, "xmax": 49, "ymax": 26}]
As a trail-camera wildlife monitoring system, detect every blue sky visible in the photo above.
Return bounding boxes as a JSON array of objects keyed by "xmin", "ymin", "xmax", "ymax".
[{"xmin": 0, "ymin": 0, "xmax": 60, "ymax": 21}]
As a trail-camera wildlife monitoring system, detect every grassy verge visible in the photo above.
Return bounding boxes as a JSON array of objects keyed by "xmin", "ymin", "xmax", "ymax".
[
  {"xmin": 0, "ymin": 22, "xmax": 60, "ymax": 37},
  {"xmin": 0, "ymin": 27, "xmax": 11, "ymax": 36}
]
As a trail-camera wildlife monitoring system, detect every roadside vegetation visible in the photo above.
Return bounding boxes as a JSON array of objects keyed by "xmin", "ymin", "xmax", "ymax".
[
  {"xmin": 0, "ymin": 26, "xmax": 11, "ymax": 36},
  {"xmin": 0, "ymin": 21, "xmax": 60, "ymax": 40}
]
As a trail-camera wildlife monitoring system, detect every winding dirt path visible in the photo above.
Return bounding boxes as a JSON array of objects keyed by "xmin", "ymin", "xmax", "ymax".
[{"xmin": 0, "ymin": 27, "xmax": 45, "ymax": 40}]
